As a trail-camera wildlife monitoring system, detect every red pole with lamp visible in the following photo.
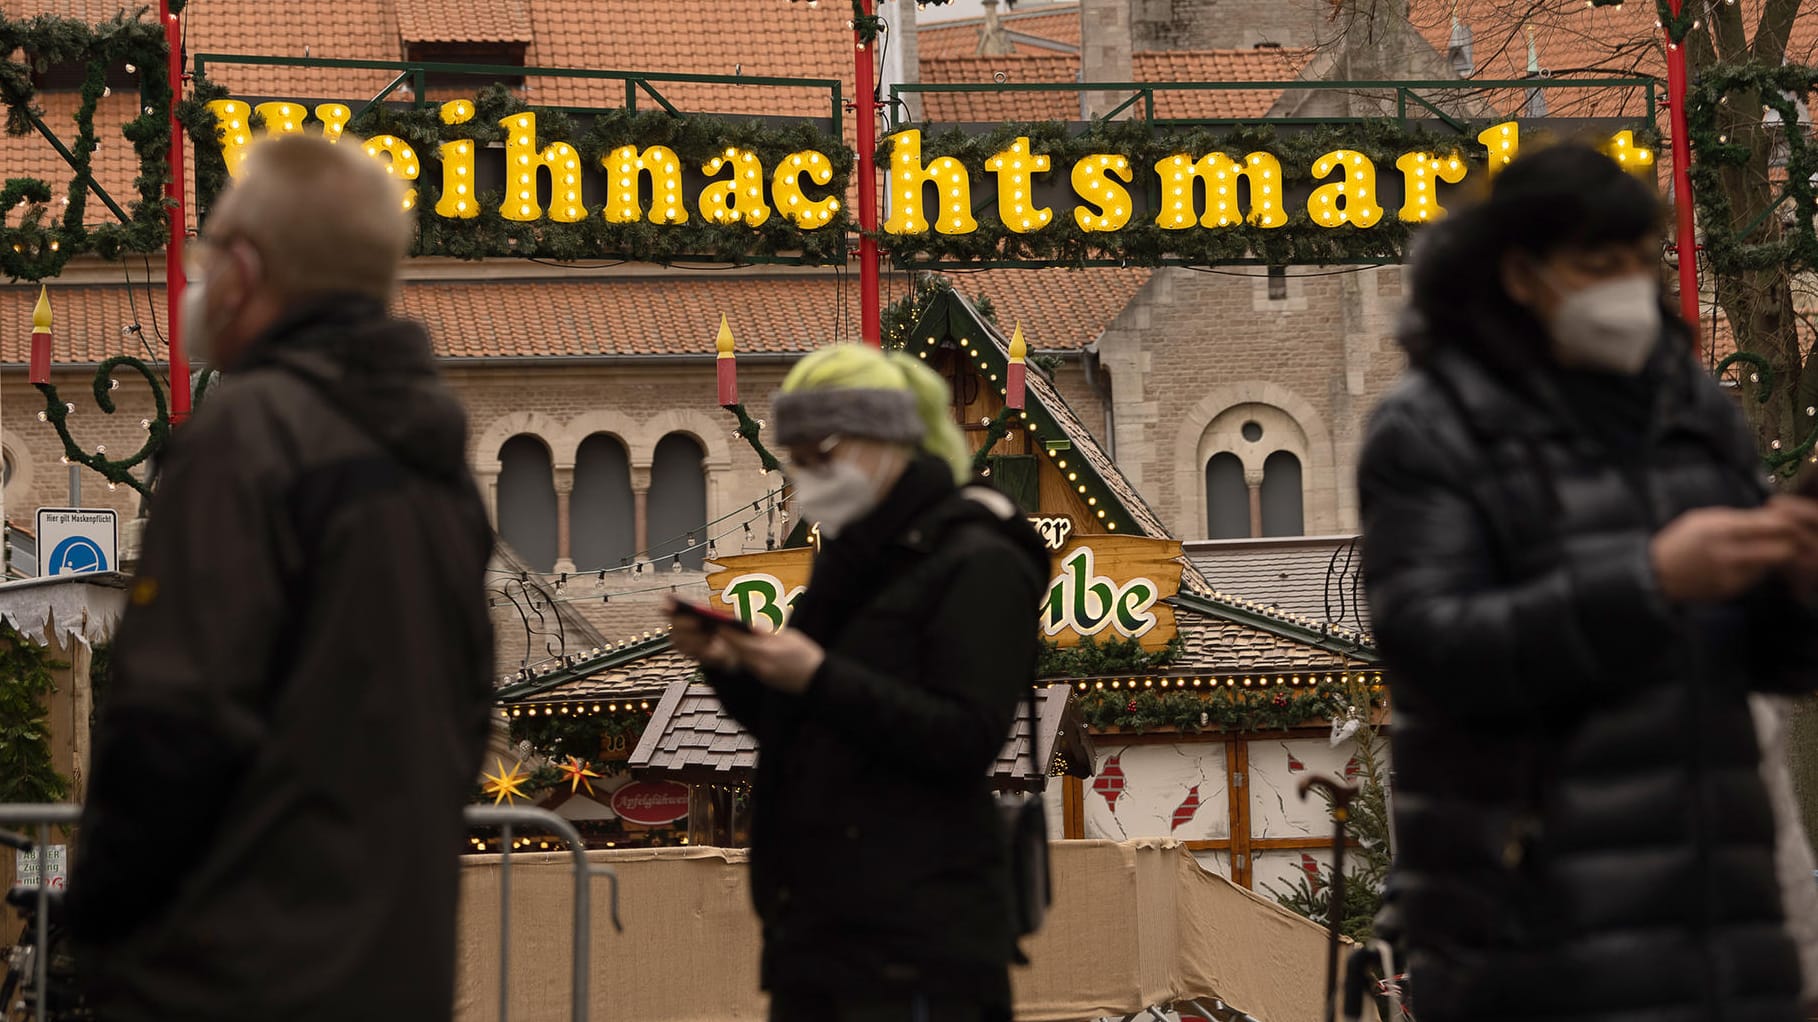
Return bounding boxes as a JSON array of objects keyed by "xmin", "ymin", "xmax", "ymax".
[
  {"xmin": 162, "ymin": 0, "xmax": 191, "ymax": 423},
  {"xmin": 1662, "ymin": 0, "xmax": 1701, "ymax": 337},
  {"xmin": 853, "ymin": 0, "xmax": 882, "ymax": 347}
]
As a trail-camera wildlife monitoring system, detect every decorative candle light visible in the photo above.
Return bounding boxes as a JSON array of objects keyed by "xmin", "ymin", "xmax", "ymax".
[
  {"xmin": 716, "ymin": 313, "xmax": 739, "ymax": 406},
  {"xmin": 29, "ymin": 286, "xmax": 52, "ymax": 385},
  {"xmin": 1005, "ymin": 323, "xmax": 1028, "ymax": 411}
]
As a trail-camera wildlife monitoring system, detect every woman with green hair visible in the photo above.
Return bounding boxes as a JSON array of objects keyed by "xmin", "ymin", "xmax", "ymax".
[{"xmin": 668, "ymin": 343, "xmax": 1049, "ymax": 1022}]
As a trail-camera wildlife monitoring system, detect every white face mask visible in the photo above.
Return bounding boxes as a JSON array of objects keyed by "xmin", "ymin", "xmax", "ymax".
[
  {"xmin": 180, "ymin": 276, "xmax": 214, "ymax": 366},
  {"xmin": 791, "ymin": 458, "xmax": 882, "ymax": 539},
  {"xmin": 1544, "ymin": 273, "xmax": 1661, "ymax": 374}
]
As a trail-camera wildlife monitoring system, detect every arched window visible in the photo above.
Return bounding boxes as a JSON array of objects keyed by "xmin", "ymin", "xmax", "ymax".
[
  {"xmin": 1260, "ymin": 451, "xmax": 1304, "ymax": 537},
  {"xmin": 648, "ymin": 433, "xmax": 707, "ymax": 571},
  {"xmin": 1205, "ymin": 452, "xmax": 1250, "ymax": 540},
  {"xmin": 571, "ymin": 434, "xmax": 637, "ymax": 571},
  {"xmin": 497, "ymin": 434, "xmax": 558, "ymax": 571}
]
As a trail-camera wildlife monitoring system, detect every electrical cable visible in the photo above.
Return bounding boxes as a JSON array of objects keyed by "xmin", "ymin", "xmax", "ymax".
[{"xmin": 484, "ymin": 485, "xmax": 788, "ymax": 582}]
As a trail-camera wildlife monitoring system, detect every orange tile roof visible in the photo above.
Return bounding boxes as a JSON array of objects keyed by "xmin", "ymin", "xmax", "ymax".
[
  {"xmin": 3, "ymin": 90, "xmax": 150, "ymax": 227},
  {"xmin": 918, "ymin": 4, "xmax": 1081, "ymax": 60},
  {"xmin": 916, "ymin": 47, "xmax": 1313, "ymax": 123},
  {"xmin": 0, "ymin": 265, "xmax": 1143, "ymax": 362},
  {"xmin": 2, "ymin": 1, "xmax": 143, "ymax": 21},
  {"xmin": 935, "ymin": 266, "xmax": 1151, "ymax": 349},
  {"xmin": 397, "ymin": 0, "xmax": 532, "ymax": 44},
  {"xmin": 920, "ymin": 53, "xmax": 1082, "ymax": 122},
  {"xmin": 1132, "ymin": 49, "xmax": 1313, "ymax": 120},
  {"xmin": 520, "ymin": 0, "xmax": 856, "ymax": 118},
  {"xmin": 183, "ymin": 0, "xmax": 404, "ymax": 100},
  {"xmin": 1406, "ymin": 0, "xmax": 1818, "ymax": 120}
]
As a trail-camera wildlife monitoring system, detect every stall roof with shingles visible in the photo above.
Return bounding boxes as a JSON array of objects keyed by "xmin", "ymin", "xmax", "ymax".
[
  {"xmin": 1185, "ymin": 536, "xmax": 1372, "ymax": 634},
  {"xmin": 628, "ymin": 679, "xmax": 1092, "ymax": 791},
  {"xmin": 494, "ymin": 632, "xmax": 679, "ymax": 704}
]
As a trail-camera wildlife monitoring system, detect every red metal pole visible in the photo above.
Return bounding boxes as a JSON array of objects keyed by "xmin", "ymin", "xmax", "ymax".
[
  {"xmin": 1663, "ymin": 0, "xmax": 1700, "ymax": 338},
  {"xmin": 163, "ymin": 0, "xmax": 191, "ymax": 423},
  {"xmin": 854, "ymin": 0, "xmax": 882, "ymax": 347}
]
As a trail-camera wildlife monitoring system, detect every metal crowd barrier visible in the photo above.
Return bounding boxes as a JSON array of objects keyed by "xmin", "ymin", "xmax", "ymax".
[
  {"xmin": 0, "ymin": 803, "xmax": 80, "ymax": 1022},
  {"xmin": 0, "ymin": 803, "xmax": 619, "ymax": 1022},
  {"xmin": 465, "ymin": 805, "xmax": 622, "ymax": 1022}
]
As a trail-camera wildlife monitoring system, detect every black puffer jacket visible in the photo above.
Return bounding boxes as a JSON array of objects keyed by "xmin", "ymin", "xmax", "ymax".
[
  {"xmin": 1360, "ymin": 305, "xmax": 1818, "ymax": 1021},
  {"xmin": 69, "ymin": 296, "xmax": 494, "ymax": 1021},
  {"xmin": 704, "ymin": 455, "xmax": 1049, "ymax": 1006}
]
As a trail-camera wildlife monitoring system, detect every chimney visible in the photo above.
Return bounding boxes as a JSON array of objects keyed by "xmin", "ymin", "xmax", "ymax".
[
  {"xmin": 1079, "ymin": 0, "xmax": 1133, "ymax": 118},
  {"xmin": 977, "ymin": 0, "xmax": 1016, "ymax": 57}
]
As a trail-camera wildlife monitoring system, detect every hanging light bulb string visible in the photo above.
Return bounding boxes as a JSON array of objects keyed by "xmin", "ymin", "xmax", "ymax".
[
  {"xmin": 486, "ymin": 492, "xmax": 792, "ymax": 599},
  {"xmin": 484, "ymin": 484, "xmax": 787, "ymax": 584}
]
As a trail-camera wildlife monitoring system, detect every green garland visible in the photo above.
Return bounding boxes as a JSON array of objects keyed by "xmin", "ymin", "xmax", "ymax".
[
  {"xmin": 35, "ymin": 354, "xmax": 171, "ymax": 497},
  {"xmin": 0, "ymin": 10, "xmax": 173, "ymax": 282},
  {"xmin": 876, "ymin": 119, "xmax": 1525, "ymax": 267},
  {"xmin": 0, "ymin": 623, "xmax": 68, "ymax": 803},
  {"xmin": 1076, "ymin": 677, "xmax": 1385, "ymax": 734},
  {"xmin": 970, "ymin": 406, "xmax": 1015, "ymax": 473},
  {"xmin": 723, "ymin": 402, "xmax": 783, "ymax": 473},
  {"xmin": 185, "ymin": 80, "xmax": 854, "ymax": 266},
  {"xmin": 504, "ymin": 708, "xmax": 652, "ymax": 797},
  {"xmin": 1714, "ymin": 350, "xmax": 1816, "ymax": 478},
  {"xmin": 1038, "ymin": 632, "xmax": 1180, "ymax": 679},
  {"xmin": 1683, "ymin": 61, "xmax": 1818, "ymax": 277}
]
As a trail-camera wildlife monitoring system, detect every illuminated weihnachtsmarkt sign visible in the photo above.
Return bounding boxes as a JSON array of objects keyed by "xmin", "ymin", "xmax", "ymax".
[{"xmin": 198, "ymin": 92, "xmax": 1651, "ymax": 267}]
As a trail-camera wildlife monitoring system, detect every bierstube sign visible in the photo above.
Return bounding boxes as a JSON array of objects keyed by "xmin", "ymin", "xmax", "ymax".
[{"xmin": 704, "ymin": 534, "xmax": 1184, "ymax": 651}]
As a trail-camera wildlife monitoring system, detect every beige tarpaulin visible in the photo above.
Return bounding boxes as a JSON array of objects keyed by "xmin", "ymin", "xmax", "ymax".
[{"xmin": 454, "ymin": 838, "xmax": 1335, "ymax": 1022}]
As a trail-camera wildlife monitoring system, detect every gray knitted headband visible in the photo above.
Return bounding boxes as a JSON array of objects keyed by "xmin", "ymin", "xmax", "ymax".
[{"xmin": 772, "ymin": 388, "xmax": 925, "ymax": 446}]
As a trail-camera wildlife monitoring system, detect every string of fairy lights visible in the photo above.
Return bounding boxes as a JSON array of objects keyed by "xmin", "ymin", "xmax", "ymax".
[{"xmin": 483, "ymin": 485, "xmax": 790, "ymax": 590}]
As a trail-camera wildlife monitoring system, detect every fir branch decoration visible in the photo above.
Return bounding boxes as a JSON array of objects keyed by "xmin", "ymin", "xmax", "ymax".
[
  {"xmin": 0, "ymin": 9, "xmax": 173, "ymax": 282},
  {"xmin": 1683, "ymin": 62, "xmax": 1818, "ymax": 278},
  {"xmin": 725, "ymin": 402, "xmax": 782, "ymax": 473},
  {"xmin": 499, "ymin": 706, "xmax": 653, "ymax": 800},
  {"xmin": 35, "ymin": 354, "xmax": 172, "ymax": 497},
  {"xmin": 0, "ymin": 624, "xmax": 69, "ymax": 804},
  {"xmin": 186, "ymin": 79, "xmax": 855, "ymax": 266},
  {"xmin": 1073, "ymin": 675, "xmax": 1385, "ymax": 734},
  {"xmin": 1265, "ymin": 729, "xmax": 1393, "ymax": 943},
  {"xmin": 1038, "ymin": 632, "xmax": 1180, "ymax": 679}
]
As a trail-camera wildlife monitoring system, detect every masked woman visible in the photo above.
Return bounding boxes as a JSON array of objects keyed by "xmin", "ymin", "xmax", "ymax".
[
  {"xmin": 1359, "ymin": 142, "xmax": 1818, "ymax": 1021},
  {"xmin": 667, "ymin": 343, "xmax": 1049, "ymax": 1022}
]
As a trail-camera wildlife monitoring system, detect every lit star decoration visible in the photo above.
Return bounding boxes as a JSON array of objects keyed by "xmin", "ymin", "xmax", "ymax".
[
  {"xmin": 481, "ymin": 757, "xmax": 531, "ymax": 804},
  {"xmin": 557, "ymin": 756, "xmax": 602, "ymax": 796}
]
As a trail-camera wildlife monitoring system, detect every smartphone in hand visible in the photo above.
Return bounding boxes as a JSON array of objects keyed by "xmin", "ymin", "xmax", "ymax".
[{"xmin": 670, "ymin": 599, "xmax": 754, "ymax": 634}]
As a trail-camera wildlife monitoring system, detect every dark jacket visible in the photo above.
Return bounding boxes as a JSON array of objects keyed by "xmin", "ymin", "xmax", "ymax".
[
  {"xmin": 705, "ymin": 455, "xmax": 1049, "ymax": 1004},
  {"xmin": 1360, "ymin": 307, "xmax": 1818, "ymax": 1022},
  {"xmin": 67, "ymin": 296, "xmax": 495, "ymax": 1021}
]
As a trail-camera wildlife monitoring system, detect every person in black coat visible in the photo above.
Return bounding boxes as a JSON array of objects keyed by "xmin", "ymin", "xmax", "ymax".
[
  {"xmin": 1360, "ymin": 143, "xmax": 1818, "ymax": 1022},
  {"xmin": 667, "ymin": 343, "xmax": 1049, "ymax": 1022},
  {"xmin": 67, "ymin": 136, "xmax": 494, "ymax": 1020}
]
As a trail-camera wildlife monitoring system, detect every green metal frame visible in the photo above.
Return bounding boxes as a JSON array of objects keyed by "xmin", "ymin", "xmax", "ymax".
[
  {"xmin": 191, "ymin": 54, "xmax": 845, "ymax": 133},
  {"xmin": 494, "ymin": 633, "xmax": 676, "ymax": 704},
  {"xmin": 887, "ymin": 76, "xmax": 1658, "ymax": 132}
]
